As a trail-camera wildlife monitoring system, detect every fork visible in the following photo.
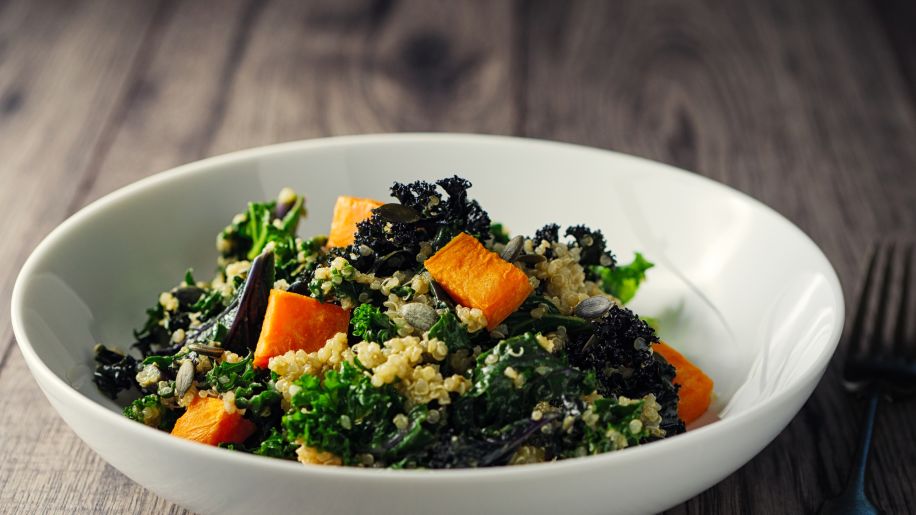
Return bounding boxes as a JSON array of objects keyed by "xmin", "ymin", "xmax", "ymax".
[{"xmin": 819, "ymin": 242, "xmax": 915, "ymax": 515}]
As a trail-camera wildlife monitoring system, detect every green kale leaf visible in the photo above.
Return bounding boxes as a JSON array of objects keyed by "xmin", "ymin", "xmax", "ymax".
[
  {"xmin": 206, "ymin": 354, "xmax": 256, "ymax": 392},
  {"xmin": 592, "ymin": 252, "xmax": 654, "ymax": 304},
  {"xmin": 282, "ymin": 361, "xmax": 434, "ymax": 465},
  {"xmin": 489, "ymin": 222, "xmax": 510, "ymax": 244},
  {"xmin": 350, "ymin": 304, "xmax": 397, "ymax": 343},
  {"xmin": 456, "ymin": 333, "xmax": 595, "ymax": 428},
  {"xmin": 428, "ymin": 311, "xmax": 472, "ymax": 353},
  {"xmin": 254, "ymin": 428, "xmax": 298, "ymax": 459},
  {"xmin": 123, "ymin": 394, "xmax": 178, "ymax": 430}
]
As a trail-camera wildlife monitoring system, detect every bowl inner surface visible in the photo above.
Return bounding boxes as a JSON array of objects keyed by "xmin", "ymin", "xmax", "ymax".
[{"xmin": 15, "ymin": 135, "xmax": 842, "ymax": 436}]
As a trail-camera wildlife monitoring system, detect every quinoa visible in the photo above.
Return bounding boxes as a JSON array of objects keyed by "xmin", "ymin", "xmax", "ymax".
[
  {"xmin": 295, "ymin": 441, "xmax": 343, "ymax": 466},
  {"xmin": 269, "ymin": 333, "xmax": 352, "ymax": 407},
  {"xmin": 455, "ymin": 305, "xmax": 487, "ymax": 333}
]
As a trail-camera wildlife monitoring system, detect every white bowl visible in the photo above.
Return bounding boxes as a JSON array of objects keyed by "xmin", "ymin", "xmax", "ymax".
[{"xmin": 11, "ymin": 134, "xmax": 844, "ymax": 515}]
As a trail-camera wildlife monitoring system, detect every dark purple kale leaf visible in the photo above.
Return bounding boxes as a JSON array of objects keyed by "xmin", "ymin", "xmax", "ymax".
[{"xmin": 566, "ymin": 305, "xmax": 684, "ymax": 436}]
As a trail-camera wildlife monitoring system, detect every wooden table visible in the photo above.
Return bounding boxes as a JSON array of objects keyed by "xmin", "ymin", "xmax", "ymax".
[{"xmin": 2, "ymin": 0, "xmax": 914, "ymax": 513}]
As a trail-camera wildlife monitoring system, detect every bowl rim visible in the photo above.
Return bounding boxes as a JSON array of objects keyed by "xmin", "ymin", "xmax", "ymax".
[{"xmin": 10, "ymin": 132, "xmax": 845, "ymax": 480}]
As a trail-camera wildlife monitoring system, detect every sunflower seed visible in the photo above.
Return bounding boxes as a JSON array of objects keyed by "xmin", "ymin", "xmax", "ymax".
[
  {"xmin": 500, "ymin": 235, "xmax": 525, "ymax": 262},
  {"xmin": 430, "ymin": 280, "xmax": 455, "ymax": 309},
  {"xmin": 400, "ymin": 303, "xmax": 439, "ymax": 331},
  {"xmin": 516, "ymin": 253, "xmax": 546, "ymax": 265},
  {"xmin": 175, "ymin": 360, "xmax": 195, "ymax": 398},
  {"xmin": 188, "ymin": 342, "xmax": 224, "ymax": 358},
  {"xmin": 574, "ymin": 296, "xmax": 612, "ymax": 319},
  {"xmin": 374, "ymin": 203, "xmax": 421, "ymax": 224}
]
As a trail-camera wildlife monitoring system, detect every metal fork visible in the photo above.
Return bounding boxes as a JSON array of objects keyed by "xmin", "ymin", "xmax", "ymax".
[{"xmin": 819, "ymin": 242, "xmax": 915, "ymax": 515}]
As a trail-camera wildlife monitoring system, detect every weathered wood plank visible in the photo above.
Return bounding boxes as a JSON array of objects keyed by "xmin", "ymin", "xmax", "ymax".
[
  {"xmin": 0, "ymin": 0, "xmax": 166, "ymax": 364},
  {"xmin": 208, "ymin": 0, "xmax": 517, "ymax": 154},
  {"xmin": 70, "ymin": 0, "xmax": 256, "ymax": 207},
  {"xmin": 522, "ymin": 0, "xmax": 916, "ymax": 513}
]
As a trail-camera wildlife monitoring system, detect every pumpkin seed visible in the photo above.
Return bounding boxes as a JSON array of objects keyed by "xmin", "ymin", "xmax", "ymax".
[
  {"xmin": 574, "ymin": 296, "xmax": 612, "ymax": 319},
  {"xmin": 188, "ymin": 342, "xmax": 224, "ymax": 358},
  {"xmin": 374, "ymin": 203, "xmax": 421, "ymax": 224},
  {"xmin": 400, "ymin": 302, "xmax": 439, "ymax": 331},
  {"xmin": 175, "ymin": 360, "xmax": 195, "ymax": 398},
  {"xmin": 500, "ymin": 235, "xmax": 525, "ymax": 262},
  {"xmin": 516, "ymin": 253, "xmax": 546, "ymax": 265}
]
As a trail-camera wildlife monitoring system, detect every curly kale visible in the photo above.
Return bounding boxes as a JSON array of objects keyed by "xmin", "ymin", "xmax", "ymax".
[
  {"xmin": 339, "ymin": 176, "xmax": 492, "ymax": 273},
  {"xmin": 254, "ymin": 428, "xmax": 298, "ymax": 459},
  {"xmin": 282, "ymin": 360, "xmax": 438, "ymax": 465},
  {"xmin": 533, "ymin": 223, "xmax": 560, "ymax": 246},
  {"xmin": 218, "ymin": 190, "xmax": 304, "ymax": 263},
  {"xmin": 565, "ymin": 225, "xmax": 614, "ymax": 268},
  {"xmin": 530, "ymin": 224, "xmax": 614, "ymax": 269},
  {"xmin": 93, "ymin": 345, "xmax": 139, "ymax": 399},
  {"xmin": 454, "ymin": 333, "xmax": 596, "ymax": 429},
  {"xmin": 123, "ymin": 394, "xmax": 178, "ymax": 430},
  {"xmin": 350, "ymin": 304, "xmax": 398, "ymax": 343},
  {"xmin": 489, "ymin": 222, "xmax": 510, "ymax": 244},
  {"xmin": 566, "ymin": 305, "xmax": 684, "ymax": 435},
  {"xmin": 427, "ymin": 311, "xmax": 472, "ymax": 353},
  {"xmin": 592, "ymin": 252, "xmax": 654, "ymax": 304}
]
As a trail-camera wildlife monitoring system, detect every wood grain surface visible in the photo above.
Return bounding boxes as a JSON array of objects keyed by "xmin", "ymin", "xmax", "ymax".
[{"xmin": 1, "ymin": 0, "xmax": 914, "ymax": 513}]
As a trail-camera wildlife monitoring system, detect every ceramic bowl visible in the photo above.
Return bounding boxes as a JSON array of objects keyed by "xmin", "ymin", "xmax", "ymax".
[{"xmin": 11, "ymin": 134, "xmax": 844, "ymax": 514}]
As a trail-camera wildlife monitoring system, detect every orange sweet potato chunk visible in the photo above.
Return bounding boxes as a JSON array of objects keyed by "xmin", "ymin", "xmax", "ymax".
[
  {"xmin": 653, "ymin": 342, "xmax": 714, "ymax": 424},
  {"xmin": 171, "ymin": 396, "xmax": 255, "ymax": 446},
  {"xmin": 424, "ymin": 232, "xmax": 533, "ymax": 331},
  {"xmin": 327, "ymin": 195, "xmax": 384, "ymax": 248},
  {"xmin": 253, "ymin": 289, "xmax": 350, "ymax": 368}
]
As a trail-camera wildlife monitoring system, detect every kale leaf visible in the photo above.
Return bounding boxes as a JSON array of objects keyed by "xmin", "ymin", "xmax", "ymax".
[
  {"xmin": 282, "ymin": 361, "xmax": 435, "ymax": 465},
  {"xmin": 206, "ymin": 353, "xmax": 257, "ymax": 392},
  {"xmin": 219, "ymin": 192, "xmax": 303, "ymax": 262},
  {"xmin": 350, "ymin": 304, "xmax": 397, "ymax": 343},
  {"xmin": 93, "ymin": 345, "xmax": 139, "ymax": 399},
  {"xmin": 454, "ymin": 333, "xmax": 595, "ymax": 429},
  {"xmin": 502, "ymin": 296, "xmax": 590, "ymax": 337},
  {"xmin": 489, "ymin": 222, "xmax": 510, "ymax": 244},
  {"xmin": 592, "ymin": 252, "xmax": 654, "ymax": 304},
  {"xmin": 123, "ymin": 394, "xmax": 178, "ymax": 430},
  {"xmin": 566, "ymin": 305, "xmax": 684, "ymax": 436},
  {"xmin": 254, "ymin": 428, "xmax": 298, "ymax": 459},
  {"xmin": 565, "ymin": 225, "xmax": 613, "ymax": 268},
  {"xmin": 427, "ymin": 311, "xmax": 472, "ymax": 353}
]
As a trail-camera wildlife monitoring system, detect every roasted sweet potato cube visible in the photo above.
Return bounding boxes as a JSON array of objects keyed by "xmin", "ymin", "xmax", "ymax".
[
  {"xmin": 653, "ymin": 341, "xmax": 714, "ymax": 424},
  {"xmin": 327, "ymin": 195, "xmax": 384, "ymax": 248},
  {"xmin": 171, "ymin": 396, "xmax": 255, "ymax": 446},
  {"xmin": 424, "ymin": 232, "xmax": 533, "ymax": 331},
  {"xmin": 253, "ymin": 289, "xmax": 350, "ymax": 368}
]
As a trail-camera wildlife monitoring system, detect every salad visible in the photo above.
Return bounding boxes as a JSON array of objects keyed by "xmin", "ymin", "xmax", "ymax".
[{"xmin": 93, "ymin": 176, "xmax": 712, "ymax": 468}]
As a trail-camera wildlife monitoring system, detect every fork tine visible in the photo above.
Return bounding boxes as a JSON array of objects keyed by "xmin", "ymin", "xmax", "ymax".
[
  {"xmin": 871, "ymin": 242, "xmax": 895, "ymax": 352},
  {"xmin": 847, "ymin": 243, "xmax": 882, "ymax": 359},
  {"xmin": 892, "ymin": 244, "xmax": 913, "ymax": 359}
]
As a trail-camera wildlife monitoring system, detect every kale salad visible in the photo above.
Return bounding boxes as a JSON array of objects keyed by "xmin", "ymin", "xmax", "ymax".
[{"xmin": 94, "ymin": 176, "xmax": 712, "ymax": 468}]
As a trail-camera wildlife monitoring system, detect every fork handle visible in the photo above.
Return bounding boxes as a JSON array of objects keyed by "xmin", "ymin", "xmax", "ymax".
[{"xmin": 819, "ymin": 387, "xmax": 882, "ymax": 514}]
